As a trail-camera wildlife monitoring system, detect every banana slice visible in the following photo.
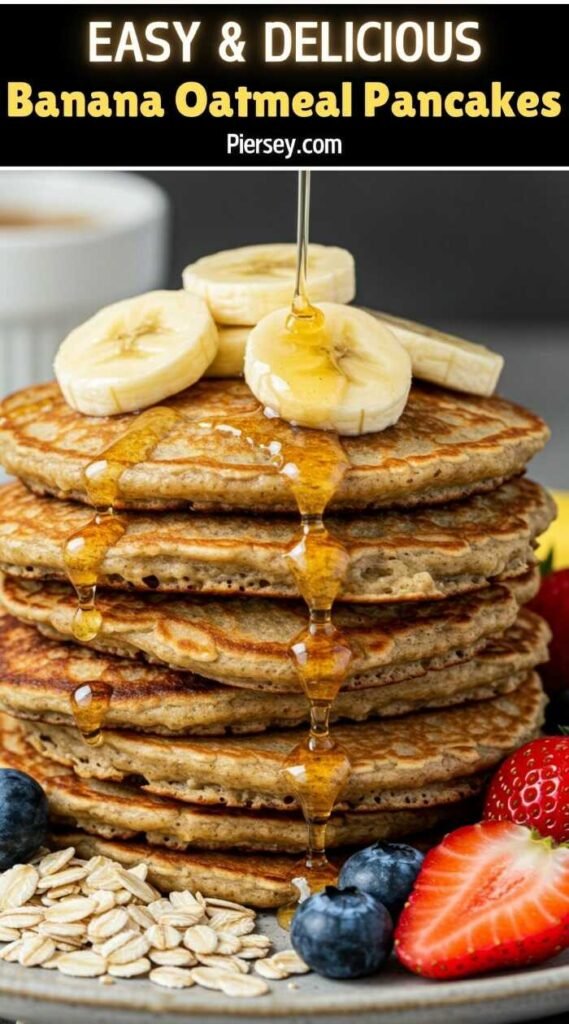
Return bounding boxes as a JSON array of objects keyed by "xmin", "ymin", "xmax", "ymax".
[
  {"xmin": 183, "ymin": 244, "xmax": 355, "ymax": 325},
  {"xmin": 54, "ymin": 291, "xmax": 218, "ymax": 416},
  {"xmin": 245, "ymin": 303, "xmax": 411, "ymax": 435},
  {"xmin": 205, "ymin": 325, "xmax": 249, "ymax": 378},
  {"xmin": 366, "ymin": 310, "xmax": 504, "ymax": 397}
]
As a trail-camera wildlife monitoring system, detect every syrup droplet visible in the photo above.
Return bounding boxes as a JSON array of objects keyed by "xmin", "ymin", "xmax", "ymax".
[
  {"xmin": 70, "ymin": 681, "xmax": 113, "ymax": 746},
  {"xmin": 64, "ymin": 513, "xmax": 127, "ymax": 642},
  {"xmin": 72, "ymin": 594, "xmax": 103, "ymax": 644}
]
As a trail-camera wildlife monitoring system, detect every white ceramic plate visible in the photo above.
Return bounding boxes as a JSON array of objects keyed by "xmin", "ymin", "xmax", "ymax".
[{"xmin": 0, "ymin": 913, "xmax": 568, "ymax": 1024}]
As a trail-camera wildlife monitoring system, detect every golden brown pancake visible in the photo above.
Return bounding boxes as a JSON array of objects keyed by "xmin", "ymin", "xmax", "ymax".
[
  {"xmin": 0, "ymin": 380, "xmax": 549, "ymax": 511},
  {"xmin": 0, "ymin": 571, "xmax": 539, "ymax": 691},
  {"xmin": 22, "ymin": 672, "xmax": 546, "ymax": 812},
  {"xmin": 49, "ymin": 831, "xmax": 300, "ymax": 908},
  {"xmin": 0, "ymin": 609, "xmax": 549, "ymax": 734},
  {"xmin": 51, "ymin": 830, "xmax": 462, "ymax": 908},
  {"xmin": 0, "ymin": 713, "xmax": 476, "ymax": 854},
  {"xmin": 0, "ymin": 478, "xmax": 554, "ymax": 602}
]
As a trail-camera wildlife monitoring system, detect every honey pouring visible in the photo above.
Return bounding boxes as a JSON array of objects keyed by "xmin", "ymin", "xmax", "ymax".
[{"xmin": 274, "ymin": 172, "xmax": 354, "ymax": 918}]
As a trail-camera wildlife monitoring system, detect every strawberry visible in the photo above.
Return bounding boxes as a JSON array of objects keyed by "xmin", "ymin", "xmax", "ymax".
[
  {"xmin": 484, "ymin": 737, "xmax": 569, "ymax": 842},
  {"xmin": 528, "ymin": 568, "xmax": 569, "ymax": 694},
  {"xmin": 395, "ymin": 821, "xmax": 569, "ymax": 979}
]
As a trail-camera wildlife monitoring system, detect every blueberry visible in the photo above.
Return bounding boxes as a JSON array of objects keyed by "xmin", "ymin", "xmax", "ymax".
[
  {"xmin": 0, "ymin": 770, "xmax": 48, "ymax": 870},
  {"xmin": 339, "ymin": 842, "xmax": 424, "ymax": 918},
  {"xmin": 291, "ymin": 886, "xmax": 393, "ymax": 979}
]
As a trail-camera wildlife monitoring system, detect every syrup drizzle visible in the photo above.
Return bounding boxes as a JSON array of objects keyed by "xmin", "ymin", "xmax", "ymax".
[
  {"xmin": 277, "ymin": 171, "xmax": 353, "ymax": 922},
  {"xmin": 197, "ymin": 409, "xmax": 352, "ymax": 911},
  {"xmin": 286, "ymin": 169, "xmax": 325, "ymax": 334},
  {"xmin": 198, "ymin": 171, "xmax": 354, "ymax": 923},
  {"xmin": 63, "ymin": 406, "xmax": 182, "ymax": 740}
]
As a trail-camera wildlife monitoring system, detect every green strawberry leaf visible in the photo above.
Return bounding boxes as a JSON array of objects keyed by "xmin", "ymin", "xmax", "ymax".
[
  {"xmin": 540, "ymin": 548, "xmax": 555, "ymax": 577},
  {"xmin": 559, "ymin": 725, "xmax": 569, "ymax": 736}
]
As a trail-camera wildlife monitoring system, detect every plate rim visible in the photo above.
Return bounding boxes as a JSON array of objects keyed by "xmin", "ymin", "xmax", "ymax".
[{"xmin": 1, "ymin": 956, "xmax": 569, "ymax": 1018}]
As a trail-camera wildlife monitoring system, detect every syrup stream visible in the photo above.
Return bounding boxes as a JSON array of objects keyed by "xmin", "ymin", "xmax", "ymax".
[{"xmin": 277, "ymin": 171, "xmax": 353, "ymax": 923}]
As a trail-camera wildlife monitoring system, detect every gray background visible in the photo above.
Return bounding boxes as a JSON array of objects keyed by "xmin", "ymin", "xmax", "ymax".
[
  {"xmin": 142, "ymin": 170, "xmax": 568, "ymax": 488},
  {"xmin": 143, "ymin": 170, "xmax": 569, "ymax": 322}
]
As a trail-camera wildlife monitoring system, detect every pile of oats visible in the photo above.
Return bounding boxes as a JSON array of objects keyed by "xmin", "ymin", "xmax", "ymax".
[{"xmin": 0, "ymin": 848, "xmax": 309, "ymax": 997}]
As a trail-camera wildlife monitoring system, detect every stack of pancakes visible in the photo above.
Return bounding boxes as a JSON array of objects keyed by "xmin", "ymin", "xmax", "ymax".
[{"xmin": 0, "ymin": 377, "xmax": 555, "ymax": 907}]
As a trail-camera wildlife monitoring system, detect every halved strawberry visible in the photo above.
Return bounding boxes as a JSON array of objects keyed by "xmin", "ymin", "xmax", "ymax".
[{"xmin": 395, "ymin": 821, "xmax": 569, "ymax": 980}]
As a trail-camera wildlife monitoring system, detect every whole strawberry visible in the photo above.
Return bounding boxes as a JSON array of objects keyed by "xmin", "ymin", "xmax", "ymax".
[
  {"xmin": 484, "ymin": 737, "xmax": 569, "ymax": 842},
  {"xmin": 528, "ymin": 568, "xmax": 569, "ymax": 693}
]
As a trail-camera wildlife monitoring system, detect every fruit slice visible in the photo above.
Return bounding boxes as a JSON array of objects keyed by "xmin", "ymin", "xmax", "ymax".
[
  {"xmin": 245, "ymin": 303, "xmax": 411, "ymax": 435},
  {"xmin": 395, "ymin": 821, "xmax": 569, "ymax": 980},
  {"xmin": 205, "ymin": 325, "xmax": 249, "ymax": 378},
  {"xmin": 183, "ymin": 244, "xmax": 355, "ymax": 325},
  {"xmin": 55, "ymin": 291, "xmax": 218, "ymax": 417},
  {"xmin": 365, "ymin": 310, "xmax": 504, "ymax": 397}
]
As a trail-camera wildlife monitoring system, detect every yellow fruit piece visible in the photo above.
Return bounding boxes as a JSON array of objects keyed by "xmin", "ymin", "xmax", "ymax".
[
  {"xmin": 244, "ymin": 303, "xmax": 411, "ymax": 435},
  {"xmin": 536, "ymin": 490, "xmax": 569, "ymax": 569}
]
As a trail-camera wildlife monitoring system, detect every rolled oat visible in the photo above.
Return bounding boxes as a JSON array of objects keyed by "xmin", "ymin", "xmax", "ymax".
[
  {"xmin": 149, "ymin": 965, "xmax": 195, "ymax": 989},
  {"xmin": 0, "ymin": 847, "xmax": 300, "ymax": 1000}
]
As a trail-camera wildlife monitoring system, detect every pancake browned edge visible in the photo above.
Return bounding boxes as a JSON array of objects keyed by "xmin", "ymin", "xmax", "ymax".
[
  {"xmin": 0, "ymin": 570, "xmax": 540, "ymax": 691},
  {"xmin": 50, "ymin": 831, "xmax": 300, "ymax": 908},
  {"xmin": 0, "ymin": 478, "xmax": 555, "ymax": 603},
  {"xmin": 0, "ymin": 380, "xmax": 549, "ymax": 511},
  {"xmin": 0, "ymin": 713, "xmax": 477, "ymax": 855},
  {"xmin": 48, "ymin": 822, "xmax": 472, "ymax": 908},
  {"xmin": 0, "ymin": 609, "xmax": 550, "ymax": 734},
  {"xmin": 22, "ymin": 672, "xmax": 546, "ymax": 812},
  {"xmin": 49, "ymin": 828, "xmax": 462, "ymax": 908}
]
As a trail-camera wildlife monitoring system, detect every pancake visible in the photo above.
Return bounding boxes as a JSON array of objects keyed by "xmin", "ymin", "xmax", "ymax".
[
  {"xmin": 22, "ymin": 673, "xmax": 546, "ymax": 812},
  {"xmin": 50, "ymin": 831, "xmax": 300, "ymax": 908},
  {"xmin": 50, "ymin": 830, "xmax": 458, "ymax": 908},
  {"xmin": 0, "ymin": 571, "xmax": 539, "ymax": 691},
  {"xmin": 0, "ymin": 609, "xmax": 549, "ymax": 734},
  {"xmin": 0, "ymin": 380, "xmax": 549, "ymax": 512},
  {"xmin": 0, "ymin": 478, "xmax": 553, "ymax": 603},
  {"xmin": 0, "ymin": 714, "xmax": 473, "ymax": 854}
]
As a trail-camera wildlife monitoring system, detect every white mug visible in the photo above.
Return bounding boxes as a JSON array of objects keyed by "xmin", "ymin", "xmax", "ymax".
[{"xmin": 0, "ymin": 171, "xmax": 169, "ymax": 397}]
